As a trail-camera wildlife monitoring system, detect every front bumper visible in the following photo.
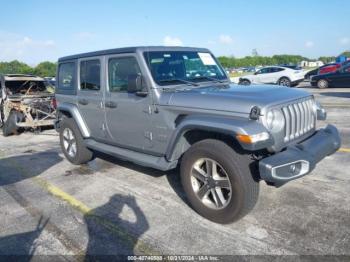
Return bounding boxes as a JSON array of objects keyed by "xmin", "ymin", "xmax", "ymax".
[{"xmin": 259, "ymin": 125, "xmax": 341, "ymax": 187}]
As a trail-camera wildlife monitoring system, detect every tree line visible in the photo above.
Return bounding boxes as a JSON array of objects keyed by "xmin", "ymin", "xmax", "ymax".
[
  {"xmin": 0, "ymin": 51, "xmax": 349, "ymax": 76},
  {"xmin": 0, "ymin": 60, "xmax": 57, "ymax": 77},
  {"xmin": 218, "ymin": 51, "xmax": 350, "ymax": 68}
]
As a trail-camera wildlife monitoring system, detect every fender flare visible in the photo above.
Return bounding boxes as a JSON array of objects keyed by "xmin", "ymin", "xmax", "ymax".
[
  {"xmin": 165, "ymin": 115, "xmax": 272, "ymax": 161},
  {"xmin": 56, "ymin": 103, "xmax": 90, "ymax": 138}
]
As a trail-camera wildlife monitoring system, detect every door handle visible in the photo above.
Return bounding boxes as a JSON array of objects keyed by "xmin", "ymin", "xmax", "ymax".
[
  {"xmin": 78, "ymin": 99, "xmax": 89, "ymax": 105},
  {"xmin": 105, "ymin": 101, "xmax": 117, "ymax": 108}
]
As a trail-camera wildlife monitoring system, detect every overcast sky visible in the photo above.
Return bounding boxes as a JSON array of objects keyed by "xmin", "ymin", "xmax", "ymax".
[{"xmin": 0, "ymin": 0, "xmax": 349, "ymax": 64}]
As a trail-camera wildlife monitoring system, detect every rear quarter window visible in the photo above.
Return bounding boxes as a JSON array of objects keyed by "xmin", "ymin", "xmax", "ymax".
[{"xmin": 56, "ymin": 62, "xmax": 77, "ymax": 95}]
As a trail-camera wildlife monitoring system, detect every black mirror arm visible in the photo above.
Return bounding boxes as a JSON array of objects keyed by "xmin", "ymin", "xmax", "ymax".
[{"xmin": 135, "ymin": 90, "xmax": 148, "ymax": 97}]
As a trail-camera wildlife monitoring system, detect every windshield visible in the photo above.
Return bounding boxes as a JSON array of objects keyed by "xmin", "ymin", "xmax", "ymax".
[{"xmin": 144, "ymin": 51, "xmax": 228, "ymax": 86}]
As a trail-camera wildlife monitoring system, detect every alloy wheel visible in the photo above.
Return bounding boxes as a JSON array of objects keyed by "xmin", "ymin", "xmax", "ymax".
[
  {"xmin": 190, "ymin": 158, "xmax": 232, "ymax": 210},
  {"xmin": 279, "ymin": 78, "xmax": 291, "ymax": 87},
  {"xmin": 62, "ymin": 128, "xmax": 77, "ymax": 158}
]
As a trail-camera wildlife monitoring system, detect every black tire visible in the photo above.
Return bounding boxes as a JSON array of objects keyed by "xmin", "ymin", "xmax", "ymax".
[
  {"xmin": 59, "ymin": 117, "xmax": 94, "ymax": 165},
  {"xmin": 2, "ymin": 111, "xmax": 21, "ymax": 137},
  {"xmin": 239, "ymin": 79, "xmax": 251, "ymax": 86},
  {"xmin": 278, "ymin": 77, "xmax": 291, "ymax": 87},
  {"xmin": 0, "ymin": 103, "xmax": 3, "ymax": 128},
  {"xmin": 180, "ymin": 139, "xmax": 259, "ymax": 224},
  {"xmin": 317, "ymin": 79, "xmax": 329, "ymax": 89}
]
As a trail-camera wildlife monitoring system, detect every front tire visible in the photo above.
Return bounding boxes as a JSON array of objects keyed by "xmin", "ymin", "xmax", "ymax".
[
  {"xmin": 239, "ymin": 79, "xmax": 251, "ymax": 86},
  {"xmin": 180, "ymin": 139, "xmax": 259, "ymax": 224},
  {"xmin": 2, "ymin": 111, "xmax": 21, "ymax": 137},
  {"xmin": 317, "ymin": 79, "xmax": 329, "ymax": 89},
  {"xmin": 59, "ymin": 117, "xmax": 94, "ymax": 165}
]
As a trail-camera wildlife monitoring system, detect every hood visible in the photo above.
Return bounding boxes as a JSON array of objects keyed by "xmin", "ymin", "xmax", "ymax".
[{"xmin": 159, "ymin": 84, "xmax": 312, "ymax": 114}]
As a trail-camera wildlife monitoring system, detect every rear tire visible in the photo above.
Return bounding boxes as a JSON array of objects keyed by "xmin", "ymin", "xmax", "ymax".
[
  {"xmin": 180, "ymin": 139, "xmax": 259, "ymax": 224},
  {"xmin": 59, "ymin": 117, "xmax": 94, "ymax": 165},
  {"xmin": 317, "ymin": 79, "xmax": 329, "ymax": 89},
  {"xmin": 278, "ymin": 77, "xmax": 291, "ymax": 87}
]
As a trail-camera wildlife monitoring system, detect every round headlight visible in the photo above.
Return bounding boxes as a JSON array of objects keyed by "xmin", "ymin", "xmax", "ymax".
[{"xmin": 265, "ymin": 109, "xmax": 285, "ymax": 132}]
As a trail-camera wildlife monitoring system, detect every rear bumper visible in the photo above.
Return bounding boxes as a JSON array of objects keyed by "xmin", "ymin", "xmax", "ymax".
[
  {"xmin": 291, "ymin": 78, "xmax": 304, "ymax": 86},
  {"xmin": 259, "ymin": 124, "xmax": 341, "ymax": 187}
]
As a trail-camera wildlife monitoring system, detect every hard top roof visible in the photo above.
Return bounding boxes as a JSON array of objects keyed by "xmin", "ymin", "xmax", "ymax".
[
  {"xmin": 1, "ymin": 74, "xmax": 44, "ymax": 81},
  {"xmin": 58, "ymin": 46, "xmax": 211, "ymax": 62}
]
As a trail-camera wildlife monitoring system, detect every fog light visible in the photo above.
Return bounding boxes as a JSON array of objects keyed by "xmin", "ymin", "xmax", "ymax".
[{"xmin": 271, "ymin": 160, "xmax": 310, "ymax": 180}]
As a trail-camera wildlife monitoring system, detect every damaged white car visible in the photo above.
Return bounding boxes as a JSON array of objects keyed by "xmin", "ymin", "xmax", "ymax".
[{"xmin": 0, "ymin": 74, "xmax": 56, "ymax": 136}]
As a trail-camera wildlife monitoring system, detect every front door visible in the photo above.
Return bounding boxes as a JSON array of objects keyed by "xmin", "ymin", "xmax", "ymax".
[
  {"xmin": 104, "ymin": 54, "xmax": 153, "ymax": 152},
  {"xmin": 77, "ymin": 57, "xmax": 106, "ymax": 139},
  {"xmin": 256, "ymin": 68, "xmax": 273, "ymax": 84}
]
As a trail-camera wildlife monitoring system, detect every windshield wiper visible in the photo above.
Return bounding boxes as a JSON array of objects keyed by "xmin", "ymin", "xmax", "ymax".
[
  {"xmin": 190, "ymin": 76, "xmax": 227, "ymax": 83},
  {"xmin": 159, "ymin": 78, "xmax": 199, "ymax": 86}
]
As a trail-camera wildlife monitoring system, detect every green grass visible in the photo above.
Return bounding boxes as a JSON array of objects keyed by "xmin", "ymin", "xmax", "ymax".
[{"xmin": 229, "ymin": 72, "xmax": 253, "ymax": 78}]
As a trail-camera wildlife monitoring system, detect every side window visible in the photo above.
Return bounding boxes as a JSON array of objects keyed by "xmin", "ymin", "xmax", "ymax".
[
  {"xmin": 260, "ymin": 68, "xmax": 270, "ymax": 74},
  {"xmin": 58, "ymin": 62, "xmax": 76, "ymax": 90},
  {"xmin": 272, "ymin": 67, "xmax": 284, "ymax": 73},
  {"xmin": 108, "ymin": 57, "xmax": 141, "ymax": 92},
  {"xmin": 80, "ymin": 59, "xmax": 101, "ymax": 91}
]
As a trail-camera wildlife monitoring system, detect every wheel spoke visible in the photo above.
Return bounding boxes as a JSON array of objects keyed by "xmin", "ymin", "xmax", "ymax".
[
  {"xmin": 67, "ymin": 142, "xmax": 72, "ymax": 154},
  {"xmin": 206, "ymin": 160, "xmax": 215, "ymax": 177},
  {"xmin": 192, "ymin": 167, "xmax": 207, "ymax": 182},
  {"xmin": 215, "ymin": 188, "xmax": 227, "ymax": 206},
  {"xmin": 211, "ymin": 189, "xmax": 223, "ymax": 208},
  {"xmin": 197, "ymin": 185, "xmax": 210, "ymax": 199},
  {"xmin": 215, "ymin": 178, "xmax": 230, "ymax": 189}
]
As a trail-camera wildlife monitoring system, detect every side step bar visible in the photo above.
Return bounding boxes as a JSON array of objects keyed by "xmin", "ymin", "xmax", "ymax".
[{"xmin": 84, "ymin": 139, "xmax": 178, "ymax": 171}]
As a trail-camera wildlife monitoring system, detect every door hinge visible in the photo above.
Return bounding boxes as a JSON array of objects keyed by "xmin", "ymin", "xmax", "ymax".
[{"xmin": 144, "ymin": 131, "xmax": 153, "ymax": 140}]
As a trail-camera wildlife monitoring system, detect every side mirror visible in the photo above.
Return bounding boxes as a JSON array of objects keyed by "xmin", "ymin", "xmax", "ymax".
[
  {"xmin": 127, "ymin": 74, "xmax": 148, "ymax": 96},
  {"xmin": 127, "ymin": 74, "xmax": 142, "ymax": 93}
]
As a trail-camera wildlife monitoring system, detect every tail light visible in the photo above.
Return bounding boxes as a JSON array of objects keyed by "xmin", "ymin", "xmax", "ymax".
[{"xmin": 51, "ymin": 97, "xmax": 58, "ymax": 109}]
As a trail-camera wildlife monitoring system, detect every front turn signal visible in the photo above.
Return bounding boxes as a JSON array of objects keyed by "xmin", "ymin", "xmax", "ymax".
[{"xmin": 236, "ymin": 132, "xmax": 269, "ymax": 144}]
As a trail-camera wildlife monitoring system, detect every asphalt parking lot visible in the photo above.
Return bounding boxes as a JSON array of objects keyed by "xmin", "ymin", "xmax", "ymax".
[{"xmin": 0, "ymin": 85, "xmax": 349, "ymax": 259}]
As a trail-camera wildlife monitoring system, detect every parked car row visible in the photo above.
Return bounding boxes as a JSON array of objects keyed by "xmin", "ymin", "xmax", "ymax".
[
  {"xmin": 311, "ymin": 64, "xmax": 350, "ymax": 88},
  {"xmin": 304, "ymin": 60, "xmax": 350, "ymax": 88},
  {"xmin": 238, "ymin": 66, "xmax": 305, "ymax": 87},
  {"xmin": 237, "ymin": 59, "xmax": 350, "ymax": 88}
]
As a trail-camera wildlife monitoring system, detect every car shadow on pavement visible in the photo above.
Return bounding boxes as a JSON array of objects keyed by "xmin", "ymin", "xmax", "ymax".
[
  {"xmin": 319, "ymin": 92, "xmax": 350, "ymax": 98},
  {"xmin": 0, "ymin": 151, "xmax": 63, "ymax": 186},
  {"xmin": 84, "ymin": 193, "xmax": 150, "ymax": 258},
  {"xmin": 0, "ymin": 216, "xmax": 48, "ymax": 260},
  {"xmin": 94, "ymin": 152, "xmax": 188, "ymax": 203}
]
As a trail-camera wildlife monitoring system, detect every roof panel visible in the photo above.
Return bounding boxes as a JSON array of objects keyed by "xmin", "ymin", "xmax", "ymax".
[{"xmin": 58, "ymin": 46, "xmax": 211, "ymax": 62}]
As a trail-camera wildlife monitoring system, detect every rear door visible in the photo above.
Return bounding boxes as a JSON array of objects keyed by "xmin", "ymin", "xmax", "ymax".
[
  {"xmin": 77, "ymin": 57, "xmax": 106, "ymax": 140},
  {"xmin": 270, "ymin": 67, "xmax": 286, "ymax": 83},
  {"xmin": 104, "ymin": 54, "xmax": 153, "ymax": 152}
]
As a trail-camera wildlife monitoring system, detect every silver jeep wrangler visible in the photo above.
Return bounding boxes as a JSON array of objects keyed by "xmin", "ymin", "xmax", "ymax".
[{"xmin": 55, "ymin": 47, "xmax": 341, "ymax": 224}]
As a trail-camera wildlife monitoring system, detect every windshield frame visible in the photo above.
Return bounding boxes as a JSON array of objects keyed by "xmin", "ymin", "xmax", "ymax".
[{"xmin": 143, "ymin": 50, "xmax": 229, "ymax": 88}]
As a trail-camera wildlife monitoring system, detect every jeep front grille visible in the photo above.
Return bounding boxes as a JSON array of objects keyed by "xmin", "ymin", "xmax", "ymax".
[{"xmin": 281, "ymin": 98, "xmax": 315, "ymax": 142}]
